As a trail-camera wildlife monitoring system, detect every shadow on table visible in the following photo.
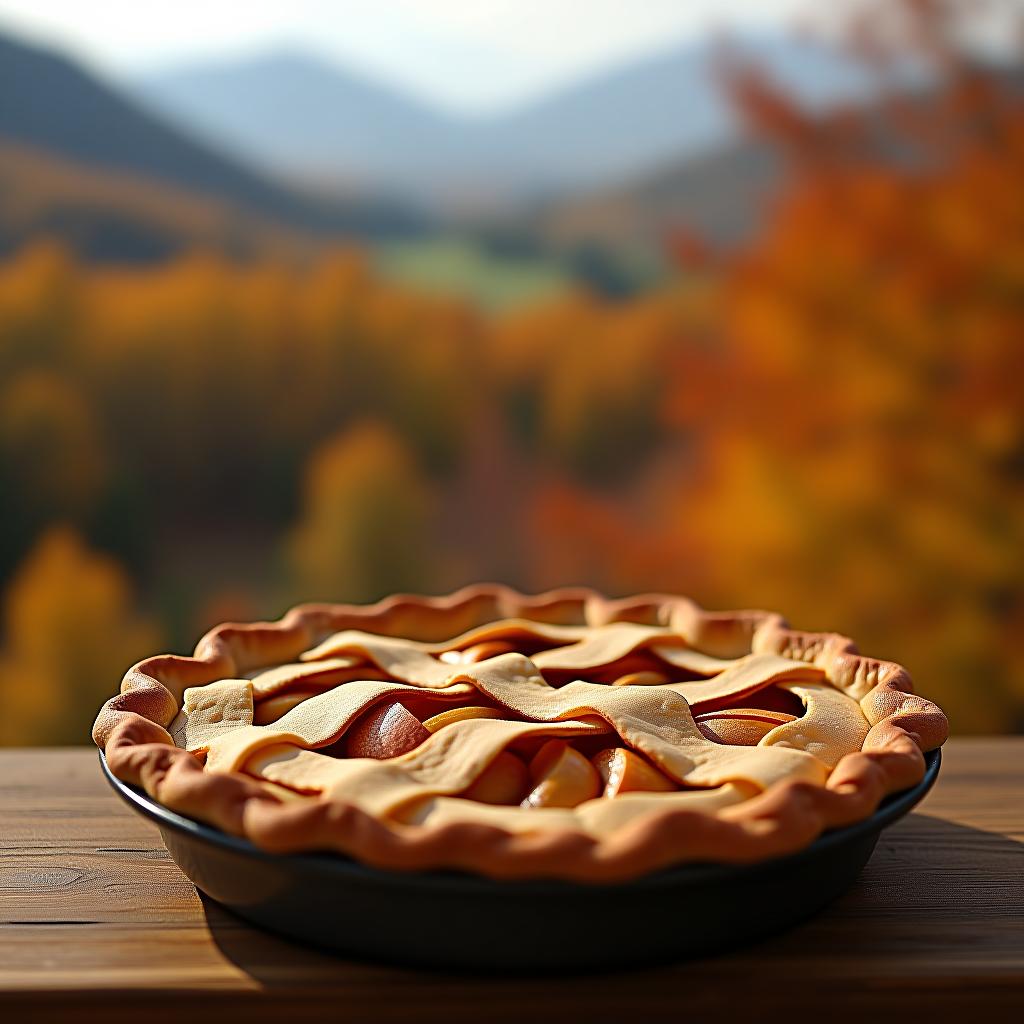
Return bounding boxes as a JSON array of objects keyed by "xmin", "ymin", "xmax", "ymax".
[{"xmin": 199, "ymin": 812, "xmax": 1024, "ymax": 1007}]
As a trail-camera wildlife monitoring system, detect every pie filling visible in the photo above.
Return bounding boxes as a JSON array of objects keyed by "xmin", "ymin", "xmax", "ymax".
[{"xmin": 171, "ymin": 618, "xmax": 871, "ymax": 837}]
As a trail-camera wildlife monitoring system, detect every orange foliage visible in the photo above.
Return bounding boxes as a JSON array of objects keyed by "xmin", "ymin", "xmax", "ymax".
[
  {"xmin": 0, "ymin": 368, "xmax": 107, "ymax": 514},
  {"xmin": 0, "ymin": 1, "xmax": 1021, "ymax": 739},
  {"xmin": 529, "ymin": 18, "xmax": 1024, "ymax": 731},
  {"xmin": 492, "ymin": 285, "xmax": 716, "ymax": 479}
]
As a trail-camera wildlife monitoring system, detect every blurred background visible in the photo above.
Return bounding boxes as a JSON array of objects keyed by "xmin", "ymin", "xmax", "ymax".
[{"xmin": 0, "ymin": 0, "xmax": 1020, "ymax": 744}]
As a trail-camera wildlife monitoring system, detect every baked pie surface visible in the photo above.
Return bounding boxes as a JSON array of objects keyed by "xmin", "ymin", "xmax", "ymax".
[{"xmin": 93, "ymin": 585, "xmax": 948, "ymax": 881}]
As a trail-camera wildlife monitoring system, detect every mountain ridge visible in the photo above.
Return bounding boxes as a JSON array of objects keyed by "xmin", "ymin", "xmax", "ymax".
[
  {"xmin": 0, "ymin": 31, "xmax": 425, "ymax": 238},
  {"xmin": 0, "ymin": 141, "xmax": 327, "ymax": 263},
  {"xmin": 136, "ymin": 33, "xmax": 873, "ymax": 205}
]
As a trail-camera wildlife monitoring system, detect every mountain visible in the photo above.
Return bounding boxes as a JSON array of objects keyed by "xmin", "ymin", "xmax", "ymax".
[
  {"xmin": 537, "ymin": 59, "xmax": 978, "ymax": 256},
  {"xmin": 466, "ymin": 34, "xmax": 865, "ymax": 196},
  {"xmin": 0, "ymin": 32, "xmax": 424, "ymax": 241},
  {"xmin": 0, "ymin": 142, "xmax": 323, "ymax": 263},
  {"xmin": 535, "ymin": 139, "xmax": 781, "ymax": 254},
  {"xmin": 133, "ymin": 50, "xmax": 466, "ymax": 190},
  {"xmin": 135, "ymin": 34, "xmax": 873, "ymax": 205}
]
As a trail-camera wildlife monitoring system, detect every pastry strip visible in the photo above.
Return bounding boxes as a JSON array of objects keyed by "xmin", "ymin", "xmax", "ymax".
[
  {"xmin": 300, "ymin": 618, "xmax": 591, "ymax": 663},
  {"xmin": 203, "ymin": 679, "xmax": 474, "ymax": 764},
  {"xmin": 665, "ymin": 654, "xmax": 823, "ymax": 709},
  {"xmin": 760, "ymin": 681, "xmax": 870, "ymax": 769},
  {"xmin": 407, "ymin": 784, "xmax": 754, "ymax": 835},
  {"xmin": 243, "ymin": 717, "xmax": 604, "ymax": 813},
  {"xmin": 246, "ymin": 657, "xmax": 381, "ymax": 698},
  {"xmin": 176, "ymin": 680, "xmax": 254, "ymax": 752}
]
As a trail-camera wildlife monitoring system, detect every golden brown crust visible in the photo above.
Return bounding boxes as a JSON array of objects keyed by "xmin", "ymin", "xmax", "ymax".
[{"xmin": 93, "ymin": 584, "xmax": 947, "ymax": 882}]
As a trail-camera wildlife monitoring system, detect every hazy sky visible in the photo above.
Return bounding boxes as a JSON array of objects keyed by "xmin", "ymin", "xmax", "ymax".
[{"xmin": 0, "ymin": 0, "xmax": 810, "ymax": 112}]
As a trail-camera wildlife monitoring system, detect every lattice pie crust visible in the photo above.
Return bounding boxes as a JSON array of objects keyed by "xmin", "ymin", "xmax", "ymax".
[{"xmin": 93, "ymin": 586, "xmax": 947, "ymax": 881}]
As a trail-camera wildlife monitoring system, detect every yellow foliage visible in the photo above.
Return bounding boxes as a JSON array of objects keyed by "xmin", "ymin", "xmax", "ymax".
[
  {"xmin": 492, "ymin": 288, "xmax": 707, "ymax": 478},
  {"xmin": 0, "ymin": 29, "xmax": 1021, "ymax": 739},
  {"xmin": 0, "ymin": 528, "xmax": 162, "ymax": 745},
  {"xmin": 287, "ymin": 422, "xmax": 436, "ymax": 604},
  {"xmin": 0, "ymin": 369, "xmax": 107, "ymax": 514}
]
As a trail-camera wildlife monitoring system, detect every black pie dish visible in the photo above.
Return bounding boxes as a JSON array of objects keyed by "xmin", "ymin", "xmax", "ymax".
[{"xmin": 100, "ymin": 747, "xmax": 940, "ymax": 971}]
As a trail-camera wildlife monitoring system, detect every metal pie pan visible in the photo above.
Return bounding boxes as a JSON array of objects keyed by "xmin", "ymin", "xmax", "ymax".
[{"xmin": 101, "ymin": 747, "xmax": 940, "ymax": 971}]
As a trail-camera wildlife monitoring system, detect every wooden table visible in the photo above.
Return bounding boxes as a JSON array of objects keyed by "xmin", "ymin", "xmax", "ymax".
[{"xmin": 2, "ymin": 740, "xmax": 1022, "ymax": 1021}]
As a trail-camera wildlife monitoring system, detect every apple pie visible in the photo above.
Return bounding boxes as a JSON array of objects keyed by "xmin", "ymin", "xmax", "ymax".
[{"xmin": 93, "ymin": 585, "xmax": 947, "ymax": 881}]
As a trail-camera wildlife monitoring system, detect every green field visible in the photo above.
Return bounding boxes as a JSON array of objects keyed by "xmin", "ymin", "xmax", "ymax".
[{"xmin": 372, "ymin": 236, "xmax": 574, "ymax": 310}]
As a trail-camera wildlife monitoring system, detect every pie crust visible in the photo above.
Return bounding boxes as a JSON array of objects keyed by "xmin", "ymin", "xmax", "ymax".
[{"xmin": 93, "ymin": 585, "xmax": 948, "ymax": 882}]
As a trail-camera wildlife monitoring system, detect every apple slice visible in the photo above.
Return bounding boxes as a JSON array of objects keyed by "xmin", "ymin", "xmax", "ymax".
[
  {"xmin": 440, "ymin": 640, "xmax": 517, "ymax": 665},
  {"xmin": 591, "ymin": 747, "xmax": 676, "ymax": 797},
  {"xmin": 421, "ymin": 705, "xmax": 504, "ymax": 732},
  {"xmin": 694, "ymin": 708, "xmax": 796, "ymax": 746},
  {"xmin": 461, "ymin": 751, "xmax": 529, "ymax": 805},
  {"xmin": 521, "ymin": 740, "xmax": 601, "ymax": 809},
  {"xmin": 580, "ymin": 654, "xmax": 664, "ymax": 686},
  {"xmin": 343, "ymin": 700, "xmax": 431, "ymax": 759},
  {"xmin": 253, "ymin": 688, "xmax": 323, "ymax": 725},
  {"xmin": 611, "ymin": 670, "xmax": 671, "ymax": 687}
]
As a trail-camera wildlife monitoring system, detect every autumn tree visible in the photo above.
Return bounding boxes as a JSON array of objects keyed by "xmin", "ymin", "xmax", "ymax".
[
  {"xmin": 287, "ymin": 422, "xmax": 437, "ymax": 604},
  {"xmin": 0, "ymin": 528, "xmax": 161, "ymax": 745},
  {"xmin": 525, "ymin": 0, "xmax": 1024, "ymax": 731}
]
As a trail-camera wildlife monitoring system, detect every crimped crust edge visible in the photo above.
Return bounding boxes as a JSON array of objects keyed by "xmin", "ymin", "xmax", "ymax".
[{"xmin": 93, "ymin": 584, "xmax": 948, "ymax": 882}]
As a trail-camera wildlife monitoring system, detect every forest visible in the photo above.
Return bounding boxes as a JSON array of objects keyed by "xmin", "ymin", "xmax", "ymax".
[{"xmin": 0, "ymin": 4, "xmax": 1021, "ymax": 742}]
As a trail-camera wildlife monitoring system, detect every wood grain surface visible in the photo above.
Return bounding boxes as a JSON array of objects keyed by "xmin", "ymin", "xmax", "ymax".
[{"xmin": 1, "ymin": 739, "xmax": 1022, "ymax": 1021}]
